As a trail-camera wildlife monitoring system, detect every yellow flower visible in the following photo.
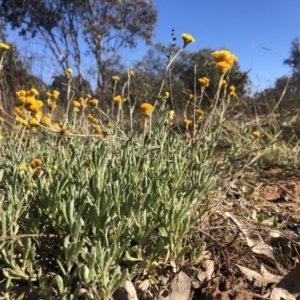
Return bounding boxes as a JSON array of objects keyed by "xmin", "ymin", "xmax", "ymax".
[
  {"xmin": 92, "ymin": 124, "xmax": 101, "ymax": 133},
  {"xmin": 0, "ymin": 43, "xmax": 10, "ymax": 50},
  {"xmin": 198, "ymin": 77, "xmax": 210, "ymax": 87},
  {"xmin": 72, "ymin": 100, "xmax": 81, "ymax": 107},
  {"xmin": 65, "ymin": 68, "xmax": 73, "ymax": 76},
  {"xmin": 0, "ymin": 133, "xmax": 3, "ymax": 140},
  {"xmin": 51, "ymin": 123, "xmax": 61, "ymax": 131},
  {"xmin": 140, "ymin": 103, "xmax": 154, "ymax": 117},
  {"xmin": 113, "ymin": 95, "xmax": 122, "ymax": 104},
  {"xmin": 186, "ymin": 93, "xmax": 193, "ymax": 100},
  {"xmin": 16, "ymin": 90, "xmax": 26, "ymax": 98},
  {"xmin": 47, "ymin": 90, "xmax": 60, "ymax": 99},
  {"xmin": 89, "ymin": 99, "xmax": 98, "ymax": 106},
  {"xmin": 41, "ymin": 116, "xmax": 51, "ymax": 126},
  {"xmin": 112, "ymin": 75, "xmax": 120, "ymax": 81},
  {"xmin": 48, "ymin": 101, "xmax": 57, "ymax": 110},
  {"xmin": 107, "ymin": 122, "xmax": 114, "ymax": 129},
  {"xmin": 168, "ymin": 110, "xmax": 175, "ymax": 120},
  {"xmin": 128, "ymin": 68, "xmax": 134, "ymax": 76},
  {"xmin": 196, "ymin": 108, "xmax": 204, "ymax": 120},
  {"xmin": 16, "ymin": 117, "xmax": 27, "ymax": 126},
  {"xmin": 29, "ymin": 117, "xmax": 39, "ymax": 126},
  {"xmin": 18, "ymin": 163, "xmax": 26, "ymax": 172},
  {"xmin": 184, "ymin": 119, "xmax": 193, "ymax": 126},
  {"xmin": 216, "ymin": 61, "xmax": 231, "ymax": 74},
  {"xmin": 222, "ymin": 80, "xmax": 227, "ymax": 86},
  {"xmin": 252, "ymin": 130, "xmax": 260, "ymax": 137},
  {"xmin": 34, "ymin": 111, "xmax": 42, "ymax": 122},
  {"xmin": 229, "ymin": 85, "xmax": 235, "ymax": 92},
  {"xmin": 228, "ymin": 92, "xmax": 237, "ymax": 99},
  {"xmin": 0, "ymin": 116, "xmax": 4, "ymax": 123},
  {"xmin": 52, "ymin": 90, "xmax": 60, "ymax": 99},
  {"xmin": 29, "ymin": 102, "xmax": 43, "ymax": 112},
  {"xmin": 181, "ymin": 33, "xmax": 195, "ymax": 48},
  {"xmin": 29, "ymin": 88, "xmax": 39, "ymax": 96},
  {"xmin": 25, "ymin": 96, "xmax": 36, "ymax": 107},
  {"xmin": 211, "ymin": 50, "xmax": 238, "ymax": 64},
  {"xmin": 30, "ymin": 158, "xmax": 42, "ymax": 168},
  {"xmin": 14, "ymin": 107, "xmax": 23, "ymax": 117},
  {"xmin": 87, "ymin": 114, "xmax": 97, "ymax": 123}
]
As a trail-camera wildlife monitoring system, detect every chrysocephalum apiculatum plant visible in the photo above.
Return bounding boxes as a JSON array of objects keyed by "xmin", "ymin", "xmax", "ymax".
[{"xmin": 0, "ymin": 32, "xmax": 241, "ymax": 298}]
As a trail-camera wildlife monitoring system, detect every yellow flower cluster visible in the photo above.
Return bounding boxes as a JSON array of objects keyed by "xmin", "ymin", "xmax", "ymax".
[
  {"xmin": 211, "ymin": 50, "xmax": 238, "ymax": 74},
  {"xmin": 15, "ymin": 89, "xmax": 45, "ymax": 127},
  {"xmin": 89, "ymin": 98, "xmax": 98, "ymax": 107},
  {"xmin": 46, "ymin": 90, "xmax": 60, "ymax": 113},
  {"xmin": 228, "ymin": 85, "xmax": 237, "ymax": 99},
  {"xmin": 113, "ymin": 95, "xmax": 123, "ymax": 104},
  {"xmin": 140, "ymin": 103, "xmax": 154, "ymax": 117},
  {"xmin": 198, "ymin": 77, "xmax": 210, "ymax": 87}
]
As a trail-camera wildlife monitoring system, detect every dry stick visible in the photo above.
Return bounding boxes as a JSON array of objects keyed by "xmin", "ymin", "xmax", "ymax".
[
  {"xmin": 0, "ymin": 233, "xmax": 59, "ymax": 241},
  {"xmin": 192, "ymin": 64, "xmax": 197, "ymax": 139},
  {"xmin": 271, "ymin": 76, "xmax": 291, "ymax": 114}
]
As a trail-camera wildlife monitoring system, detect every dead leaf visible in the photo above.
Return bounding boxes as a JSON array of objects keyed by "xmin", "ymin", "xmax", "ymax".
[
  {"xmin": 225, "ymin": 212, "xmax": 275, "ymax": 261},
  {"xmin": 197, "ymin": 253, "xmax": 214, "ymax": 286},
  {"xmin": 138, "ymin": 279, "xmax": 150, "ymax": 291},
  {"xmin": 123, "ymin": 280, "xmax": 138, "ymax": 300},
  {"xmin": 236, "ymin": 264, "xmax": 266, "ymax": 287},
  {"xmin": 261, "ymin": 265, "xmax": 283, "ymax": 284}
]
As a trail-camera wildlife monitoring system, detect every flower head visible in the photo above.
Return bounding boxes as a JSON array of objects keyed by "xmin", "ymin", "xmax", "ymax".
[
  {"xmin": 112, "ymin": 75, "xmax": 120, "ymax": 81},
  {"xmin": 184, "ymin": 119, "xmax": 193, "ymax": 127},
  {"xmin": 89, "ymin": 99, "xmax": 98, "ymax": 107},
  {"xmin": 211, "ymin": 50, "xmax": 238, "ymax": 64},
  {"xmin": 92, "ymin": 124, "xmax": 101, "ymax": 133},
  {"xmin": 18, "ymin": 164, "xmax": 26, "ymax": 172},
  {"xmin": 168, "ymin": 110, "xmax": 175, "ymax": 120},
  {"xmin": 140, "ymin": 103, "xmax": 154, "ymax": 117},
  {"xmin": 216, "ymin": 61, "xmax": 231, "ymax": 74},
  {"xmin": 181, "ymin": 33, "xmax": 195, "ymax": 48},
  {"xmin": 30, "ymin": 158, "xmax": 42, "ymax": 168},
  {"xmin": 87, "ymin": 114, "xmax": 97, "ymax": 123},
  {"xmin": 198, "ymin": 77, "xmax": 210, "ymax": 87},
  {"xmin": 65, "ymin": 68, "xmax": 73, "ymax": 77},
  {"xmin": 41, "ymin": 116, "xmax": 51, "ymax": 126},
  {"xmin": 113, "ymin": 95, "xmax": 122, "ymax": 104},
  {"xmin": 252, "ymin": 130, "xmax": 260, "ymax": 137},
  {"xmin": 0, "ymin": 43, "xmax": 10, "ymax": 51},
  {"xmin": 72, "ymin": 100, "xmax": 81, "ymax": 107}
]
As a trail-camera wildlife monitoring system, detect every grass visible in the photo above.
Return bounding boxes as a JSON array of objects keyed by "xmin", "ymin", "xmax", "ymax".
[{"xmin": 0, "ymin": 40, "xmax": 300, "ymax": 299}]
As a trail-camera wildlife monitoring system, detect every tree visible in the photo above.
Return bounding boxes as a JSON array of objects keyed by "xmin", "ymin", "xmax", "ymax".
[
  {"xmin": 0, "ymin": 0, "xmax": 158, "ymax": 93},
  {"xmin": 284, "ymin": 37, "xmax": 300, "ymax": 79}
]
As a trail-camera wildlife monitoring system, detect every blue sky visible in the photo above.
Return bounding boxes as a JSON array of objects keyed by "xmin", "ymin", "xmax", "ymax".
[
  {"xmin": 124, "ymin": 0, "xmax": 300, "ymax": 92},
  {"xmin": 6, "ymin": 0, "xmax": 300, "ymax": 93}
]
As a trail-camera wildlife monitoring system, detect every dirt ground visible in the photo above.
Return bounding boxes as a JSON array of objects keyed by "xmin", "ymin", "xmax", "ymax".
[{"xmin": 132, "ymin": 168, "xmax": 300, "ymax": 300}]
